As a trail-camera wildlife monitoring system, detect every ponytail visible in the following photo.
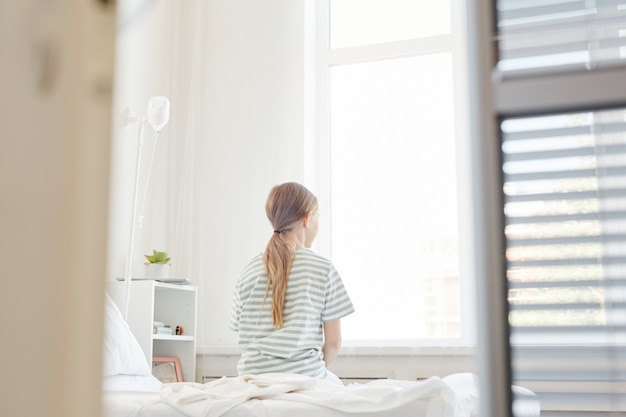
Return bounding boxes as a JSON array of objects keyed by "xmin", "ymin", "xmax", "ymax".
[
  {"xmin": 263, "ymin": 234, "xmax": 295, "ymax": 327},
  {"xmin": 263, "ymin": 183, "xmax": 317, "ymax": 327}
]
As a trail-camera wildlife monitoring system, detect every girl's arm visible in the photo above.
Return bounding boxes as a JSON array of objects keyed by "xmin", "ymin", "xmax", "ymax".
[{"xmin": 322, "ymin": 320, "xmax": 342, "ymax": 366}]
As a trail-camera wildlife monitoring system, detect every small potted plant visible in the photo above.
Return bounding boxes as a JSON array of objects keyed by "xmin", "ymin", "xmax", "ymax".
[{"xmin": 144, "ymin": 249, "xmax": 171, "ymax": 279}]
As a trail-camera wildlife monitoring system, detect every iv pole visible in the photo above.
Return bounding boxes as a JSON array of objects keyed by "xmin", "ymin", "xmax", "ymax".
[{"xmin": 120, "ymin": 96, "xmax": 170, "ymax": 320}]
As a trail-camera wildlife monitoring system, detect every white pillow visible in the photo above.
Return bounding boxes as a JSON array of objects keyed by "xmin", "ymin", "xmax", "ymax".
[{"xmin": 103, "ymin": 292, "xmax": 151, "ymax": 377}]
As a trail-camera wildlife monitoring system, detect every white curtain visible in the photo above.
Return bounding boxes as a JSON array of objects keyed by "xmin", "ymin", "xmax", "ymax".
[{"xmin": 110, "ymin": 0, "xmax": 206, "ymax": 282}]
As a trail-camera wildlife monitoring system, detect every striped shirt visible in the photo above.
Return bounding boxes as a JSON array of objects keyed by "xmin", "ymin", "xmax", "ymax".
[{"xmin": 230, "ymin": 248, "xmax": 355, "ymax": 379}]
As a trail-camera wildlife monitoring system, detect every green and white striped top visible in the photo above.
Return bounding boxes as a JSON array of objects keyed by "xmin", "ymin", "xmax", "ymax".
[{"xmin": 230, "ymin": 248, "xmax": 355, "ymax": 379}]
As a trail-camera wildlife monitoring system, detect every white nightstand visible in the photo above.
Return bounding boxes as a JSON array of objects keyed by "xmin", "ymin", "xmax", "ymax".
[{"xmin": 110, "ymin": 280, "xmax": 197, "ymax": 382}]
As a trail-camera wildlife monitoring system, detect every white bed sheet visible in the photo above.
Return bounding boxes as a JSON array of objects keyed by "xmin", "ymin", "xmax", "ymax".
[
  {"xmin": 102, "ymin": 292, "xmax": 540, "ymax": 417},
  {"xmin": 163, "ymin": 373, "xmax": 460, "ymax": 417},
  {"xmin": 103, "ymin": 390, "xmax": 441, "ymax": 417},
  {"xmin": 104, "ymin": 383, "xmax": 453, "ymax": 417},
  {"xmin": 102, "ymin": 372, "xmax": 539, "ymax": 417}
]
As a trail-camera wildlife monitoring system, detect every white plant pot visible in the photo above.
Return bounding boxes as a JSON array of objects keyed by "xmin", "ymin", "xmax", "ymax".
[{"xmin": 145, "ymin": 263, "xmax": 171, "ymax": 279}]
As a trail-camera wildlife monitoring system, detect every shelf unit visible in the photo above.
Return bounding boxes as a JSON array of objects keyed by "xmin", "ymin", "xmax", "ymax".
[{"xmin": 110, "ymin": 280, "xmax": 197, "ymax": 382}]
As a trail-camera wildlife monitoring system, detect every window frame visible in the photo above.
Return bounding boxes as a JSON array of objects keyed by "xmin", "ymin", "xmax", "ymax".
[{"xmin": 311, "ymin": 0, "xmax": 477, "ymax": 347}]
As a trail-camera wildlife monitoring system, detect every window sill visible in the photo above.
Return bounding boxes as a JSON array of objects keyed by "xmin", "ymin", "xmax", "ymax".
[
  {"xmin": 339, "ymin": 344, "xmax": 475, "ymax": 356},
  {"xmin": 196, "ymin": 344, "xmax": 476, "ymax": 357}
]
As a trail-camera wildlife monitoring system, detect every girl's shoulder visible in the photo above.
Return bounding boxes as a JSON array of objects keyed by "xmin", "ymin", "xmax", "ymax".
[
  {"xmin": 294, "ymin": 248, "xmax": 333, "ymax": 268},
  {"xmin": 244, "ymin": 252, "xmax": 264, "ymax": 266},
  {"xmin": 239, "ymin": 253, "xmax": 265, "ymax": 278}
]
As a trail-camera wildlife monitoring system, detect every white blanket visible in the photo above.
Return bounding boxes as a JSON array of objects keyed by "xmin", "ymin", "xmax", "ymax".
[{"xmin": 161, "ymin": 373, "xmax": 466, "ymax": 417}]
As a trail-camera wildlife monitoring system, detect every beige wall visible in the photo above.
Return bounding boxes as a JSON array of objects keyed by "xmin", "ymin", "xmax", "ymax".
[{"xmin": 0, "ymin": 1, "xmax": 115, "ymax": 416}]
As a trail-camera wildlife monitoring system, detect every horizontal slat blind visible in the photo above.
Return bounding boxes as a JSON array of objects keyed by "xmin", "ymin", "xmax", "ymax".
[
  {"xmin": 502, "ymin": 108, "xmax": 626, "ymax": 415},
  {"xmin": 496, "ymin": 0, "xmax": 626, "ymax": 73}
]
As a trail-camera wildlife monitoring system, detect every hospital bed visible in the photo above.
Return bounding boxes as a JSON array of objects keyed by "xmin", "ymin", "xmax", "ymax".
[{"xmin": 102, "ymin": 293, "xmax": 540, "ymax": 417}]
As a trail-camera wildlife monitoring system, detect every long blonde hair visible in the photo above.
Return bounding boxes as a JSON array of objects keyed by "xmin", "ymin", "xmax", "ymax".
[{"xmin": 263, "ymin": 182, "xmax": 318, "ymax": 327}]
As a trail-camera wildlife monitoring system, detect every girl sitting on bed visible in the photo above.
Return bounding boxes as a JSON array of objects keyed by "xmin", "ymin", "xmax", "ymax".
[{"xmin": 230, "ymin": 182, "xmax": 355, "ymax": 385}]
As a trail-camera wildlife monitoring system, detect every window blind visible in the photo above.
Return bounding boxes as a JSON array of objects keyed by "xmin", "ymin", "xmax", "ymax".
[
  {"xmin": 502, "ymin": 109, "xmax": 626, "ymax": 415},
  {"xmin": 496, "ymin": 0, "xmax": 626, "ymax": 73}
]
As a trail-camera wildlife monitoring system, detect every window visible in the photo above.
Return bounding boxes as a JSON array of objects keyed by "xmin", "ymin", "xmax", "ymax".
[
  {"xmin": 489, "ymin": 0, "xmax": 626, "ymax": 414},
  {"xmin": 497, "ymin": 0, "xmax": 626, "ymax": 73},
  {"xmin": 317, "ymin": 1, "xmax": 470, "ymax": 344},
  {"xmin": 503, "ymin": 110, "xmax": 626, "ymax": 345},
  {"xmin": 502, "ymin": 109, "xmax": 626, "ymax": 415}
]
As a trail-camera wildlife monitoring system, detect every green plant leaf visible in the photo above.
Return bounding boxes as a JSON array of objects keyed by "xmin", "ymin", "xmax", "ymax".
[{"xmin": 145, "ymin": 250, "xmax": 170, "ymax": 264}]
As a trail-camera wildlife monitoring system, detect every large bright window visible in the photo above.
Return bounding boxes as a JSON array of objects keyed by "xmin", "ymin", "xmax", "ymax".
[{"xmin": 318, "ymin": 1, "xmax": 468, "ymax": 344}]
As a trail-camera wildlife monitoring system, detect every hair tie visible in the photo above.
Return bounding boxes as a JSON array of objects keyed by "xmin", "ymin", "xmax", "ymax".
[{"xmin": 274, "ymin": 230, "xmax": 281, "ymax": 234}]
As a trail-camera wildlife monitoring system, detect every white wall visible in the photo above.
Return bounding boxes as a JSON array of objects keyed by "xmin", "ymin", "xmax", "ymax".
[
  {"xmin": 109, "ymin": 0, "xmax": 311, "ymax": 347},
  {"xmin": 192, "ymin": 0, "xmax": 310, "ymax": 346},
  {"xmin": 108, "ymin": 0, "xmax": 173, "ymax": 281}
]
